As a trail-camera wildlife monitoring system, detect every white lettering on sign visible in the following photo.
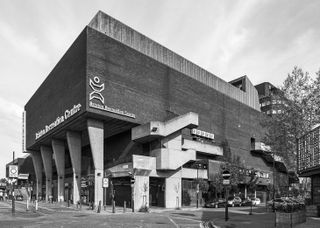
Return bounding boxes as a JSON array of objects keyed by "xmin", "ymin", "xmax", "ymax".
[
  {"xmin": 35, "ymin": 104, "xmax": 81, "ymax": 140},
  {"xmin": 191, "ymin": 129, "xmax": 214, "ymax": 140},
  {"xmin": 89, "ymin": 101, "xmax": 136, "ymax": 119}
]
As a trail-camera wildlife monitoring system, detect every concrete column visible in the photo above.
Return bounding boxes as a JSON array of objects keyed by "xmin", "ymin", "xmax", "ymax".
[
  {"xmin": 52, "ymin": 139, "xmax": 65, "ymax": 202},
  {"xmin": 40, "ymin": 146, "xmax": 53, "ymax": 202},
  {"xmin": 133, "ymin": 175, "xmax": 149, "ymax": 211},
  {"xmin": 66, "ymin": 131, "xmax": 81, "ymax": 205},
  {"xmin": 30, "ymin": 151, "xmax": 43, "ymax": 200},
  {"xmin": 87, "ymin": 119, "xmax": 104, "ymax": 207},
  {"xmin": 165, "ymin": 171, "xmax": 182, "ymax": 209}
]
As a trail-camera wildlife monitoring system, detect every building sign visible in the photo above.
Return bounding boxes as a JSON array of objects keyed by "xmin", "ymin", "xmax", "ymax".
[
  {"xmin": 18, "ymin": 173, "xmax": 29, "ymax": 180},
  {"xmin": 89, "ymin": 76, "xmax": 105, "ymax": 104},
  {"xmin": 35, "ymin": 103, "xmax": 81, "ymax": 140},
  {"xmin": 88, "ymin": 76, "xmax": 136, "ymax": 119},
  {"xmin": 22, "ymin": 111, "xmax": 26, "ymax": 152},
  {"xmin": 89, "ymin": 102, "xmax": 136, "ymax": 119},
  {"xmin": 191, "ymin": 129, "xmax": 214, "ymax": 140},
  {"xmin": 9, "ymin": 165, "xmax": 18, "ymax": 178}
]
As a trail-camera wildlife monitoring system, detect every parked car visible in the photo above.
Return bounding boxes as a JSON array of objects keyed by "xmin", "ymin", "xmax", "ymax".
[
  {"xmin": 15, "ymin": 195, "xmax": 23, "ymax": 201},
  {"xmin": 227, "ymin": 196, "xmax": 242, "ymax": 207},
  {"xmin": 241, "ymin": 198, "xmax": 253, "ymax": 206},
  {"xmin": 251, "ymin": 198, "xmax": 261, "ymax": 206},
  {"xmin": 205, "ymin": 199, "xmax": 226, "ymax": 208}
]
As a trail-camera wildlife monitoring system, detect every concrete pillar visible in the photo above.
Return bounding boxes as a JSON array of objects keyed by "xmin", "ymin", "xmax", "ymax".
[
  {"xmin": 87, "ymin": 119, "xmax": 104, "ymax": 207},
  {"xmin": 133, "ymin": 175, "xmax": 149, "ymax": 211},
  {"xmin": 52, "ymin": 139, "xmax": 65, "ymax": 202},
  {"xmin": 165, "ymin": 171, "xmax": 182, "ymax": 209},
  {"xmin": 66, "ymin": 131, "xmax": 81, "ymax": 205},
  {"xmin": 30, "ymin": 151, "xmax": 43, "ymax": 201},
  {"xmin": 40, "ymin": 146, "xmax": 53, "ymax": 202}
]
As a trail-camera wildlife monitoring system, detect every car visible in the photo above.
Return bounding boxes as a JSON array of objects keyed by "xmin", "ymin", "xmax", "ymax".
[
  {"xmin": 205, "ymin": 199, "xmax": 226, "ymax": 208},
  {"xmin": 251, "ymin": 198, "xmax": 261, "ymax": 206},
  {"xmin": 241, "ymin": 198, "xmax": 253, "ymax": 206},
  {"xmin": 227, "ymin": 196, "xmax": 242, "ymax": 207},
  {"xmin": 15, "ymin": 195, "xmax": 23, "ymax": 201}
]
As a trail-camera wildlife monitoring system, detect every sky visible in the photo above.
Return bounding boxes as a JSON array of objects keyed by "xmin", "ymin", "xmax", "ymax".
[{"xmin": 0, "ymin": 0, "xmax": 320, "ymax": 178}]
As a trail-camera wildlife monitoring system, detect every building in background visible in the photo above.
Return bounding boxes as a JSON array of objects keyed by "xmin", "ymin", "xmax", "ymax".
[
  {"xmin": 297, "ymin": 124, "xmax": 320, "ymax": 204},
  {"xmin": 22, "ymin": 11, "xmax": 288, "ymax": 210},
  {"xmin": 255, "ymin": 82, "xmax": 284, "ymax": 116}
]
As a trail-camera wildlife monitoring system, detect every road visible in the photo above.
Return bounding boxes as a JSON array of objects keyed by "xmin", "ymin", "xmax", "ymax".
[{"xmin": 0, "ymin": 201, "xmax": 319, "ymax": 228}]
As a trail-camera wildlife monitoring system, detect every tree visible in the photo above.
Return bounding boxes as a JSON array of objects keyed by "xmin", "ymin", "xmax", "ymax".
[
  {"xmin": 307, "ymin": 69, "xmax": 320, "ymax": 125},
  {"xmin": 261, "ymin": 66, "xmax": 318, "ymax": 170}
]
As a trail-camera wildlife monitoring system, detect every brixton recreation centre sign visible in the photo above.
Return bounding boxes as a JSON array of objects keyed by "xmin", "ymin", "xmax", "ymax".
[
  {"xmin": 88, "ymin": 76, "xmax": 136, "ymax": 119},
  {"xmin": 35, "ymin": 104, "xmax": 81, "ymax": 140}
]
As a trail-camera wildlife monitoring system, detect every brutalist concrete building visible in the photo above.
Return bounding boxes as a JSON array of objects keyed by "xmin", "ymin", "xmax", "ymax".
[{"xmin": 24, "ymin": 11, "xmax": 287, "ymax": 210}]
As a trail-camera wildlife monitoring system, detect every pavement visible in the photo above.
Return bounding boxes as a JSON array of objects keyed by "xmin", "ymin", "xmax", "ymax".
[{"xmin": 0, "ymin": 200, "xmax": 320, "ymax": 228}]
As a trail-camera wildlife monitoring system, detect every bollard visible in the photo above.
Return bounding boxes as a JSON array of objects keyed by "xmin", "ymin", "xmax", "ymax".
[
  {"xmin": 112, "ymin": 200, "xmax": 115, "ymax": 213},
  {"xmin": 123, "ymin": 201, "xmax": 126, "ymax": 213},
  {"xmin": 35, "ymin": 200, "xmax": 38, "ymax": 211},
  {"xmin": 97, "ymin": 200, "xmax": 101, "ymax": 213},
  {"xmin": 26, "ymin": 198, "xmax": 29, "ymax": 211},
  {"xmin": 68, "ymin": 200, "xmax": 70, "ymax": 207},
  {"xmin": 12, "ymin": 197, "xmax": 15, "ymax": 215}
]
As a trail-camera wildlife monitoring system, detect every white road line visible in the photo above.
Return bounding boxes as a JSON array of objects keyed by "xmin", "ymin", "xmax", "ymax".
[{"xmin": 168, "ymin": 216, "xmax": 180, "ymax": 228}]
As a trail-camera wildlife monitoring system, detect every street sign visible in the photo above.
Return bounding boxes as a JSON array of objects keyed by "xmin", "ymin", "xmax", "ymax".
[
  {"xmin": 222, "ymin": 170, "xmax": 231, "ymax": 179},
  {"xmin": 102, "ymin": 177, "xmax": 109, "ymax": 188},
  {"xmin": 9, "ymin": 165, "xmax": 18, "ymax": 178},
  {"xmin": 223, "ymin": 179, "xmax": 230, "ymax": 185}
]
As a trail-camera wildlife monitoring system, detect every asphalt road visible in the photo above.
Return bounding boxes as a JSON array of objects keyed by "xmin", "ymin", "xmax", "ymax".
[{"xmin": 1, "ymin": 201, "xmax": 319, "ymax": 228}]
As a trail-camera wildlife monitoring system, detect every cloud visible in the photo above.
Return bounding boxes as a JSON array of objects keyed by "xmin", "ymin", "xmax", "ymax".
[
  {"xmin": 0, "ymin": 21, "xmax": 49, "ymax": 65},
  {"xmin": 0, "ymin": 97, "xmax": 23, "ymax": 178}
]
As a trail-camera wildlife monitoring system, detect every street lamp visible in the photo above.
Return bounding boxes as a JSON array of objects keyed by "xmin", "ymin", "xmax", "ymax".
[
  {"xmin": 272, "ymin": 150, "xmax": 276, "ymax": 228},
  {"xmin": 196, "ymin": 163, "xmax": 201, "ymax": 208}
]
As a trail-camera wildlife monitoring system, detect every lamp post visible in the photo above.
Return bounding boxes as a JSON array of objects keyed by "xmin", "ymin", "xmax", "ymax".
[
  {"xmin": 196, "ymin": 164, "xmax": 199, "ymax": 208},
  {"xmin": 272, "ymin": 151, "xmax": 276, "ymax": 228}
]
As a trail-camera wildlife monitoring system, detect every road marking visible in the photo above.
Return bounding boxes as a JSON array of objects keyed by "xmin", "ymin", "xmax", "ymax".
[{"xmin": 168, "ymin": 216, "xmax": 180, "ymax": 228}]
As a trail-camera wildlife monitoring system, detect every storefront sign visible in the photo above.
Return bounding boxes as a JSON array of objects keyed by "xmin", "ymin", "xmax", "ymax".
[
  {"xmin": 35, "ymin": 103, "xmax": 81, "ymax": 140},
  {"xmin": 18, "ymin": 173, "xmax": 29, "ymax": 180},
  {"xmin": 9, "ymin": 165, "xmax": 18, "ymax": 178},
  {"xmin": 89, "ymin": 101, "xmax": 135, "ymax": 119},
  {"xmin": 191, "ymin": 129, "xmax": 214, "ymax": 140}
]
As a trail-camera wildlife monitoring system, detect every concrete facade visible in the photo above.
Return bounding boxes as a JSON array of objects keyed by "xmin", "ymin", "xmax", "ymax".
[
  {"xmin": 23, "ymin": 11, "xmax": 288, "ymax": 209},
  {"xmin": 52, "ymin": 139, "xmax": 65, "ymax": 202}
]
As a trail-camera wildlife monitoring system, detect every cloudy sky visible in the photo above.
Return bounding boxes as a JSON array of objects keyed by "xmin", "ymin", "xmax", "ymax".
[{"xmin": 0, "ymin": 0, "xmax": 320, "ymax": 178}]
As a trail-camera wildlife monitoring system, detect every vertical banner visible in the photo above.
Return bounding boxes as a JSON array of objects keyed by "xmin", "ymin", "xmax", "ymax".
[{"xmin": 22, "ymin": 111, "xmax": 26, "ymax": 152}]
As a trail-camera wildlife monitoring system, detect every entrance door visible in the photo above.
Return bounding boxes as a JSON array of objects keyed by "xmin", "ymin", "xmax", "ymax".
[{"xmin": 149, "ymin": 177, "xmax": 165, "ymax": 207}]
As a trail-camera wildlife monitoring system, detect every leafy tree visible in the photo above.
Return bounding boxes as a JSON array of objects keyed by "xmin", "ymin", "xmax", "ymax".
[{"xmin": 261, "ymin": 66, "xmax": 319, "ymax": 170}]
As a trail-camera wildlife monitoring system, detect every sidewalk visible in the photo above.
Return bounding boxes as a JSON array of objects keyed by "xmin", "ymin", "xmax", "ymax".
[{"xmin": 210, "ymin": 212, "xmax": 320, "ymax": 228}]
